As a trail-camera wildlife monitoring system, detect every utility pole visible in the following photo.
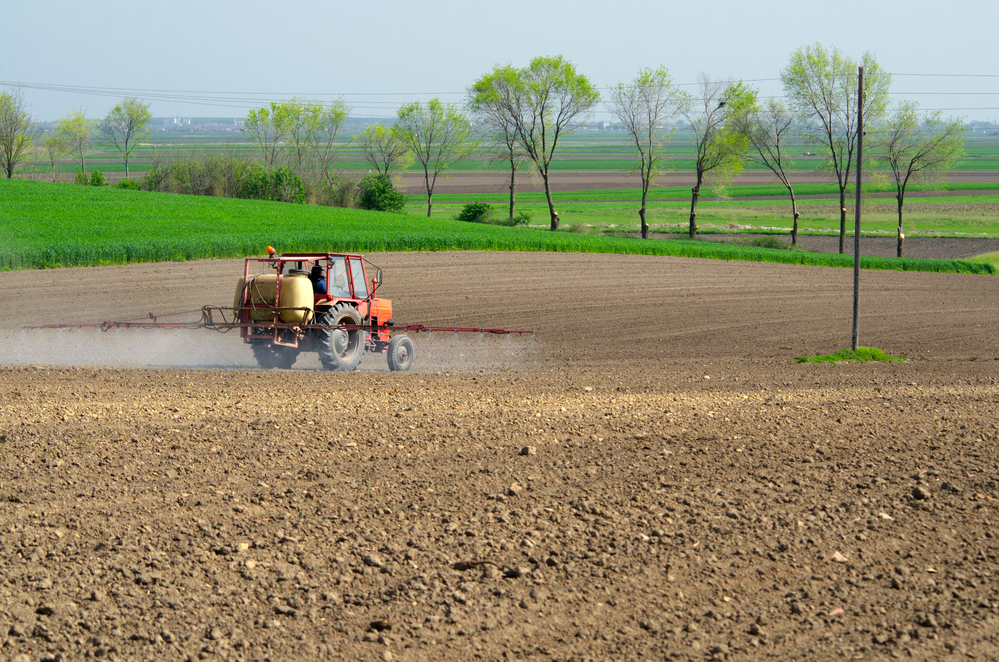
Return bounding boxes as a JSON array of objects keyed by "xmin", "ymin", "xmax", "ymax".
[{"xmin": 851, "ymin": 66, "xmax": 864, "ymax": 352}]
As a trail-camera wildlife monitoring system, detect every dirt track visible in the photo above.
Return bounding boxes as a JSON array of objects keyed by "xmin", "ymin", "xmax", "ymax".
[{"xmin": 1, "ymin": 251, "xmax": 998, "ymax": 662}]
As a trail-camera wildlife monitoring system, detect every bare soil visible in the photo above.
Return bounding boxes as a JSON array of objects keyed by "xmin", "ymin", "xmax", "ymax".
[{"xmin": 1, "ymin": 251, "xmax": 998, "ymax": 662}]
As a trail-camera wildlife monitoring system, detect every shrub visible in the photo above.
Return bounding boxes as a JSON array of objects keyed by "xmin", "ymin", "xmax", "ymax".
[
  {"xmin": 355, "ymin": 173, "xmax": 405, "ymax": 213},
  {"xmin": 512, "ymin": 211, "xmax": 532, "ymax": 226},
  {"xmin": 141, "ymin": 162, "xmax": 172, "ymax": 192},
  {"xmin": 738, "ymin": 235, "xmax": 801, "ymax": 251},
  {"xmin": 88, "ymin": 171, "xmax": 106, "ymax": 187},
  {"xmin": 305, "ymin": 175, "xmax": 358, "ymax": 208},
  {"xmin": 241, "ymin": 166, "xmax": 306, "ymax": 204},
  {"xmin": 455, "ymin": 201, "xmax": 494, "ymax": 223},
  {"xmin": 115, "ymin": 179, "xmax": 140, "ymax": 190},
  {"xmin": 74, "ymin": 172, "xmax": 89, "ymax": 185}
]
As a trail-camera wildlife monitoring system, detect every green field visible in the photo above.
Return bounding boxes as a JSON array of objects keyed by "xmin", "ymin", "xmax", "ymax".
[
  {"xmin": 23, "ymin": 127, "xmax": 999, "ymax": 178},
  {"xmin": 1, "ymin": 179, "xmax": 993, "ymax": 275}
]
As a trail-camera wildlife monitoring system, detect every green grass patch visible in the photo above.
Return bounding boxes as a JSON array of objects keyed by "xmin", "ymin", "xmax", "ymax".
[
  {"xmin": 0, "ymin": 179, "xmax": 994, "ymax": 275},
  {"xmin": 418, "ymin": 181, "xmax": 999, "ymax": 205},
  {"xmin": 411, "ymin": 193, "xmax": 999, "ymax": 238},
  {"xmin": 796, "ymin": 347, "xmax": 906, "ymax": 364},
  {"xmin": 965, "ymin": 250, "xmax": 999, "ymax": 270}
]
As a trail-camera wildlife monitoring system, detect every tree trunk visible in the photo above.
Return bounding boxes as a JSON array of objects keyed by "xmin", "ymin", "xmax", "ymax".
[
  {"xmin": 543, "ymin": 171, "xmax": 558, "ymax": 231},
  {"xmin": 640, "ymin": 181, "xmax": 649, "ymax": 239},
  {"xmin": 424, "ymin": 168, "xmax": 433, "ymax": 217},
  {"xmin": 509, "ymin": 161, "xmax": 516, "ymax": 220},
  {"xmin": 896, "ymin": 193, "xmax": 905, "ymax": 258},
  {"xmin": 791, "ymin": 209, "xmax": 799, "ymax": 245},
  {"xmin": 838, "ymin": 187, "xmax": 847, "ymax": 254},
  {"xmin": 688, "ymin": 184, "xmax": 701, "ymax": 240}
]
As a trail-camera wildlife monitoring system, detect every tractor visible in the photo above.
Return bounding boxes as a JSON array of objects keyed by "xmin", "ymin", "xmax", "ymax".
[
  {"xmin": 234, "ymin": 249, "xmax": 413, "ymax": 371},
  {"xmin": 24, "ymin": 248, "xmax": 533, "ymax": 370}
]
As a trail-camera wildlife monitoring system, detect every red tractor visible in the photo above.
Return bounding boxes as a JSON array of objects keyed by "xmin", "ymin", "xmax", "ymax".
[{"xmin": 233, "ymin": 249, "xmax": 413, "ymax": 372}]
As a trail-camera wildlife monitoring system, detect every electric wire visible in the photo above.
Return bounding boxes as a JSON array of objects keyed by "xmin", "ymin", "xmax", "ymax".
[{"xmin": 4, "ymin": 71, "xmax": 998, "ymax": 120}]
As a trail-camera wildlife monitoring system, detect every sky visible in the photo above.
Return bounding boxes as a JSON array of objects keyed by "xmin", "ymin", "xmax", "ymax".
[{"xmin": 4, "ymin": 0, "xmax": 997, "ymax": 123}]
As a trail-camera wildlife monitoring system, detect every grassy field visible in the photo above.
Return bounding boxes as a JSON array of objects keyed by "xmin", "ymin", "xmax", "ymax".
[
  {"xmin": 24, "ymin": 127, "xmax": 999, "ymax": 178},
  {"xmin": 1, "ymin": 179, "xmax": 993, "ymax": 275},
  {"xmin": 412, "ymin": 191, "xmax": 999, "ymax": 239}
]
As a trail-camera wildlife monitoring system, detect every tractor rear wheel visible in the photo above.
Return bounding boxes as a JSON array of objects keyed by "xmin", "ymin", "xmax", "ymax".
[
  {"xmin": 252, "ymin": 343, "xmax": 298, "ymax": 369},
  {"xmin": 387, "ymin": 335, "xmax": 414, "ymax": 372},
  {"xmin": 316, "ymin": 304, "xmax": 364, "ymax": 371}
]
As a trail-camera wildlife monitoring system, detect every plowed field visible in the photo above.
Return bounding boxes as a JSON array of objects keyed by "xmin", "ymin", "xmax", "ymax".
[{"xmin": 1, "ymin": 251, "xmax": 998, "ymax": 662}]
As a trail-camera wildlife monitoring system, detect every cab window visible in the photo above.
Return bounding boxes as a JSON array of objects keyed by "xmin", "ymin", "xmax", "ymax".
[
  {"xmin": 329, "ymin": 257, "xmax": 350, "ymax": 297},
  {"xmin": 349, "ymin": 258, "xmax": 368, "ymax": 299}
]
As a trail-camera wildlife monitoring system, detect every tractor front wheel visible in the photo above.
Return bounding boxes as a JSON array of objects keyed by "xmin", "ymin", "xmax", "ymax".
[
  {"xmin": 316, "ymin": 304, "xmax": 364, "ymax": 372},
  {"xmin": 387, "ymin": 335, "xmax": 414, "ymax": 372}
]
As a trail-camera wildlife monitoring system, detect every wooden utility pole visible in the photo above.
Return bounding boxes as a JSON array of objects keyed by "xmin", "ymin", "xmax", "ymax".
[{"xmin": 851, "ymin": 66, "xmax": 864, "ymax": 352}]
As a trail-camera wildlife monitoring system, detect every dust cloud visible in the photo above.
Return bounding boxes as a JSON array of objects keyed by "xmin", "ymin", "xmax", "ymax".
[
  {"xmin": 1, "ymin": 327, "xmax": 539, "ymax": 373},
  {"xmin": 1, "ymin": 327, "xmax": 256, "ymax": 369}
]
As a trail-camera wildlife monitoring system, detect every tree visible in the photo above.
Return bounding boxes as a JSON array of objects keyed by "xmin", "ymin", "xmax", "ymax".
[
  {"xmin": 357, "ymin": 124, "xmax": 411, "ymax": 175},
  {"xmin": 782, "ymin": 43, "xmax": 891, "ymax": 253},
  {"xmin": 731, "ymin": 96, "xmax": 802, "ymax": 243},
  {"xmin": 474, "ymin": 56, "xmax": 600, "ymax": 231},
  {"xmin": 308, "ymin": 99, "xmax": 350, "ymax": 184},
  {"xmin": 609, "ymin": 66, "xmax": 679, "ymax": 239},
  {"xmin": 244, "ymin": 102, "xmax": 292, "ymax": 166},
  {"xmin": 678, "ymin": 76, "xmax": 752, "ymax": 239},
  {"xmin": 100, "ymin": 97, "xmax": 151, "ymax": 179},
  {"xmin": 468, "ymin": 66, "xmax": 529, "ymax": 221},
  {"xmin": 57, "ymin": 108, "xmax": 98, "ymax": 176},
  {"xmin": 283, "ymin": 98, "xmax": 314, "ymax": 172},
  {"xmin": 397, "ymin": 98, "xmax": 477, "ymax": 217},
  {"xmin": 0, "ymin": 88, "xmax": 33, "ymax": 179},
  {"xmin": 42, "ymin": 131, "xmax": 67, "ymax": 182},
  {"xmin": 873, "ymin": 102, "xmax": 964, "ymax": 257}
]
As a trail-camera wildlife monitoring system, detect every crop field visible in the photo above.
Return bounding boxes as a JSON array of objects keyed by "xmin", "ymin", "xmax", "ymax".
[
  {"xmin": 1, "ymin": 179, "xmax": 994, "ymax": 275},
  {"xmin": 23, "ymin": 127, "xmax": 999, "ymax": 180},
  {"xmin": 10, "ymin": 125, "xmax": 999, "ymax": 273}
]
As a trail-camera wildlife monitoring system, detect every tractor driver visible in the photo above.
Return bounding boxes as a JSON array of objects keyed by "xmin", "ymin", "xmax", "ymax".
[{"xmin": 310, "ymin": 262, "xmax": 327, "ymax": 295}]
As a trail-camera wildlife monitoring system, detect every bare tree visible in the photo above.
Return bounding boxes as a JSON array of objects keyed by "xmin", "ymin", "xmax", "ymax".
[
  {"xmin": 0, "ymin": 87, "xmax": 34, "ymax": 179},
  {"xmin": 731, "ymin": 97, "xmax": 802, "ymax": 243},
  {"xmin": 782, "ymin": 43, "xmax": 891, "ymax": 253},
  {"xmin": 397, "ymin": 98, "xmax": 477, "ymax": 217},
  {"xmin": 609, "ymin": 66, "xmax": 678, "ymax": 239},
  {"xmin": 100, "ymin": 97, "xmax": 151, "ymax": 179},
  {"xmin": 357, "ymin": 124, "xmax": 411, "ymax": 176},
  {"xmin": 873, "ymin": 102, "xmax": 965, "ymax": 257},
  {"xmin": 678, "ymin": 76, "xmax": 751, "ymax": 239}
]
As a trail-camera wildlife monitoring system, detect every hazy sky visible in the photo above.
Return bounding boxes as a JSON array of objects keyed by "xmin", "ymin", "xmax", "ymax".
[{"xmin": 5, "ymin": 0, "xmax": 997, "ymax": 122}]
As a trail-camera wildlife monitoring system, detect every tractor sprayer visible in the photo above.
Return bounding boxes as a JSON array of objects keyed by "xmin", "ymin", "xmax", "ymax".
[{"xmin": 23, "ymin": 247, "xmax": 534, "ymax": 372}]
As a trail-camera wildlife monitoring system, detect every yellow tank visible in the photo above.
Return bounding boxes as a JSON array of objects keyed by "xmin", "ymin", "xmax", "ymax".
[
  {"xmin": 278, "ymin": 271, "xmax": 314, "ymax": 323},
  {"xmin": 235, "ymin": 272, "xmax": 314, "ymax": 323}
]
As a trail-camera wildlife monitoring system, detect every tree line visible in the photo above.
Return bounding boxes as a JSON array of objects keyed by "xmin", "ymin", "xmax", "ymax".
[{"xmin": 0, "ymin": 43, "xmax": 966, "ymax": 257}]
